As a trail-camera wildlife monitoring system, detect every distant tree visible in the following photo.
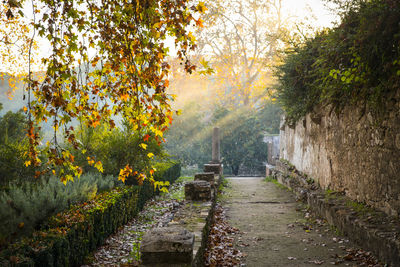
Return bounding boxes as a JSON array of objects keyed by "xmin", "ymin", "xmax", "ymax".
[
  {"xmin": 213, "ymin": 106, "xmax": 268, "ymax": 175},
  {"xmin": 196, "ymin": 0, "xmax": 289, "ymax": 107},
  {"xmin": 165, "ymin": 102, "xmax": 211, "ymax": 167},
  {"xmin": 0, "ymin": 108, "xmax": 34, "ymax": 184},
  {"xmin": 0, "ymin": 109, "xmax": 26, "ymax": 144}
]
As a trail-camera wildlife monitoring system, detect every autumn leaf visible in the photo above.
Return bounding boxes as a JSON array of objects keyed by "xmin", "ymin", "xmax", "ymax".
[
  {"xmin": 94, "ymin": 161, "xmax": 104, "ymax": 173},
  {"xmin": 143, "ymin": 134, "xmax": 150, "ymax": 142},
  {"xmin": 139, "ymin": 143, "xmax": 147, "ymax": 150}
]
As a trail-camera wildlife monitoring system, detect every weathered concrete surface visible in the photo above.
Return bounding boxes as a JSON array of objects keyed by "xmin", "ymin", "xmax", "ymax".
[
  {"xmin": 140, "ymin": 226, "xmax": 194, "ymax": 265},
  {"xmin": 272, "ymin": 161, "xmax": 400, "ymax": 266},
  {"xmin": 223, "ymin": 177, "xmax": 376, "ymax": 267},
  {"xmin": 280, "ymin": 89, "xmax": 400, "ymax": 216},
  {"xmin": 184, "ymin": 181, "xmax": 211, "ymax": 201},
  {"xmin": 194, "ymin": 173, "xmax": 215, "ymax": 186}
]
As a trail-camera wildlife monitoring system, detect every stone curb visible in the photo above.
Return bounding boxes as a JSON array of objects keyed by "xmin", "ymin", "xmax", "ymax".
[
  {"xmin": 269, "ymin": 161, "xmax": 400, "ymax": 266},
  {"xmin": 141, "ymin": 174, "xmax": 222, "ymax": 267}
]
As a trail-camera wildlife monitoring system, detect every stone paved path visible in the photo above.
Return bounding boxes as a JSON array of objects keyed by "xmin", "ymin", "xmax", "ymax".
[{"xmin": 222, "ymin": 177, "xmax": 365, "ymax": 267}]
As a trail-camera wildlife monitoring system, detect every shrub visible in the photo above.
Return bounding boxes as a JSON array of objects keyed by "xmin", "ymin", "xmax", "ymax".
[
  {"xmin": 276, "ymin": 0, "xmax": 400, "ymax": 124},
  {"xmin": 0, "ymin": 172, "xmax": 117, "ymax": 247},
  {"xmin": 71, "ymin": 123, "xmax": 165, "ymax": 183},
  {"xmin": 0, "ymin": 161, "xmax": 181, "ymax": 267}
]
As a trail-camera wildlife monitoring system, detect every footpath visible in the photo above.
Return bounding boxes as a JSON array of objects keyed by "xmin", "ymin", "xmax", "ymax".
[{"xmin": 222, "ymin": 177, "xmax": 382, "ymax": 267}]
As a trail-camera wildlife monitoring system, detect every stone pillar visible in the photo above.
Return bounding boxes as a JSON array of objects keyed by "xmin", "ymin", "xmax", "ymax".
[
  {"xmin": 211, "ymin": 127, "xmax": 220, "ymax": 164},
  {"xmin": 267, "ymin": 141, "xmax": 274, "ymax": 165}
]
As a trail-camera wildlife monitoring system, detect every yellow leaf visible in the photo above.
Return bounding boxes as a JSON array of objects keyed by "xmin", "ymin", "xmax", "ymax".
[
  {"xmin": 139, "ymin": 143, "xmax": 147, "ymax": 150},
  {"xmin": 65, "ymin": 174, "xmax": 74, "ymax": 182},
  {"xmin": 24, "ymin": 161, "xmax": 31, "ymax": 167},
  {"xmin": 147, "ymin": 153, "xmax": 154, "ymax": 158},
  {"xmin": 94, "ymin": 161, "xmax": 104, "ymax": 173}
]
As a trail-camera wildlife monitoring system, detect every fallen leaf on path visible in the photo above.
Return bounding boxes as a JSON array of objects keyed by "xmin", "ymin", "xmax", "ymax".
[{"xmin": 308, "ymin": 259, "xmax": 324, "ymax": 265}]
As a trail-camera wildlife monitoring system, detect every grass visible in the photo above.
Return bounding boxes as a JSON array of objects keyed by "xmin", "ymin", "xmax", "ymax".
[
  {"xmin": 165, "ymin": 176, "xmax": 194, "ymax": 201},
  {"xmin": 345, "ymin": 200, "xmax": 374, "ymax": 215},
  {"xmin": 216, "ymin": 177, "xmax": 233, "ymax": 202},
  {"xmin": 264, "ymin": 176, "xmax": 290, "ymax": 191},
  {"xmin": 129, "ymin": 231, "xmax": 143, "ymax": 262}
]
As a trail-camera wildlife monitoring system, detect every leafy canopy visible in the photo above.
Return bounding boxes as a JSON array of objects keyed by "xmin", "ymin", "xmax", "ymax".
[{"xmin": 2, "ymin": 0, "xmax": 206, "ymax": 183}]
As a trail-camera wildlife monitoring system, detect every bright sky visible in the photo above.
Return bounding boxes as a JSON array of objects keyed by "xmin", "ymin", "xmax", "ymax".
[
  {"xmin": 283, "ymin": 0, "xmax": 338, "ymax": 29},
  {"xmin": 13, "ymin": 0, "xmax": 339, "ymax": 71}
]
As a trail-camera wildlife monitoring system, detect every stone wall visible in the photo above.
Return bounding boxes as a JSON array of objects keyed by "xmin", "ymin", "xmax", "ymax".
[{"xmin": 280, "ymin": 89, "xmax": 400, "ymax": 216}]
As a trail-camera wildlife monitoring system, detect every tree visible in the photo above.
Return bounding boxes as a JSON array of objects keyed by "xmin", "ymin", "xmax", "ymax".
[
  {"xmin": 0, "ymin": 107, "xmax": 34, "ymax": 184},
  {"xmin": 212, "ymin": 106, "xmax": 268, "ymax": 175},
  {"xmin": 165, "ymin": 101, "xmax": 211, "ymax": 167},
  {"xmin": 0, "ymin": 1, "xmax": 40, "ymax": 98},
  {"xmin": 196, "ymin": 0, "xmax": 288, "ymax": 107},
  {"xmin": 1, "ymin": 0, "xmax": 206, "ymax": 184}
]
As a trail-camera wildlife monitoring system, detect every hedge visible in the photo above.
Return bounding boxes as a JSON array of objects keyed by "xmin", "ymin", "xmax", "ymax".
[{"xmin": 0, "ymin": 161, "xmax": 180, "ymax": 267}]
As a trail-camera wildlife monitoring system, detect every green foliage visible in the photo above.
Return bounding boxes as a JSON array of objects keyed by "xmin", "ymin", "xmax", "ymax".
[
  {"xmin": 72, "ymin": 122, "xmax": 164, "ymax": 183},
  {"xmin": 218, "ymin": 107, "xmax": 267, "ymax": 175},
  {"xmin": 0, "ymin": 162, "xmax": 181, "ymax": 266},
  {"xmin": 0, "ymin": 110, "xmax": 26, "ymax": 144},
  {"xmin": 165, "ymin": 102, "xmax": 211, "ymax": 167},
  {"xmin": 277, "ymin": 0, "xmax": 400, "ymax": 124},
  {"xmin": 166, "ymin": 100, "xmax": 281, "ymax": 175},
  {"xmin": 130, "ymin": 231, "xmax": 143, "ymax": 262},
  {"xmin": 266, "ymin": 177, "xmax": 289, "ymax": 191},
  {"xmin": 167, "ymin": 176, "xmax": 194, "ymax": 201},
  {"xmin": 0, "ymin": 109, "xmax": 35, "ymax": 184},
  {"xmin": 0, "ymin": 172, "xmax": 117, "ymax": 246},
  {"xmin": 345, "ymin": 200, "xmax": 374, "ymax": 215}
]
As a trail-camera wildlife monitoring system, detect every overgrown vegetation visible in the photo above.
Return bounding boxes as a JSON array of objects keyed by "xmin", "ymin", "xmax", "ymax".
[
  {"xmin": 0, "ymin": 162, "xmax": 180, "ymax": 266},
  {"xmin": 0, "ymin": 172, "xmax": 118, "ymax": 247},
  {"xmin": 276, "ymin": 0, "xmax": 400, "ymax": 124},
  {"xmin": 0, "ymin": 108, "xmax": 35, "ymax": 185},
  {"xmin": 264, "ymin": 176, "xmax": 289, "ymax": 191},
  {"xmin": 166, "ymin": 101, "xmax": 281, "ymax": 175},
  {"xmin": 70, "ymin": 121, "xmax": 165, "ymax": 184}
]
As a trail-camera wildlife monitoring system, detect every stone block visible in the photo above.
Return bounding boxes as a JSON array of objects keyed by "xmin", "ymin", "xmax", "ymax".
[
  {"xmin": 194, "ymin": 172, "xmax": 215, "ymax": 186},
  {"xmin": 203, "ymin": 164, "xmax": 222, "ymax": 175},
  {"xmin": 140, "ymin": 226, "xmax": 194, "ymax": 265},
  {"xmin": 185, "ymin": 181, "xmax": 211, "ymax": 201},
  {"xmin": 265, "ymin": 164, "xmax": 275, "ymax": 177}
]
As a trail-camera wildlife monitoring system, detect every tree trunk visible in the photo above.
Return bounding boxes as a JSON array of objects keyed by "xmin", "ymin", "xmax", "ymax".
[{"xmin": 232, "ymin": 165, "xmax": 239, "ymax": 176}]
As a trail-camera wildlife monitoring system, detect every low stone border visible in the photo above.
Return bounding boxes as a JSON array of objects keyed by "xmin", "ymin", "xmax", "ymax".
[
  {"xmin": 140, "ymin": 173, "xmax": 222, "ymax": 266},
  {"xmin": 269, "ymin": 161, "xmax": 400, "ymax": 266}
]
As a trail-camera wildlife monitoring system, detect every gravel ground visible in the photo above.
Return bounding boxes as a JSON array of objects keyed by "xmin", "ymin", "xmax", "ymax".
[{"xmin": 81, "ymin": 179, "xmax": 190, "ymax": 267}]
